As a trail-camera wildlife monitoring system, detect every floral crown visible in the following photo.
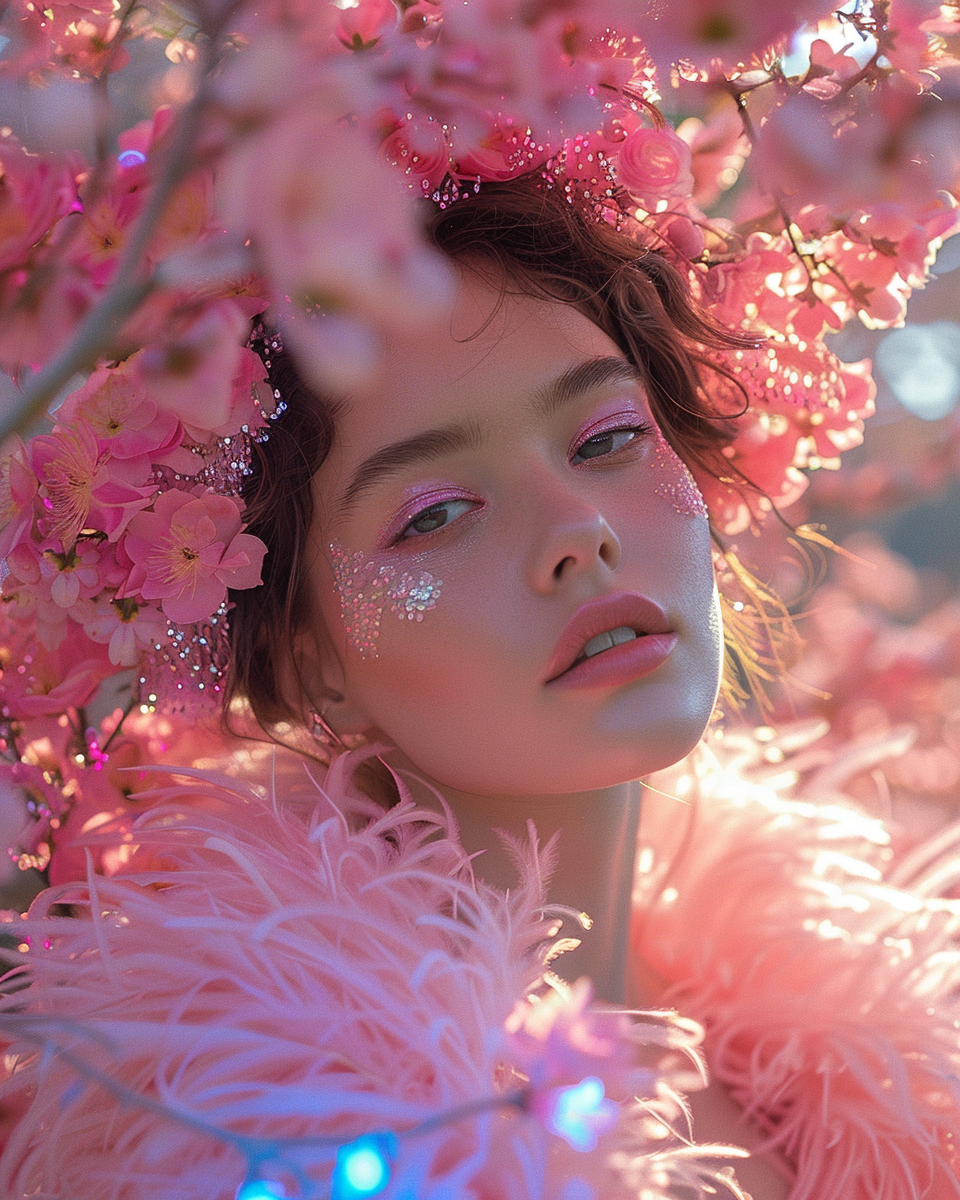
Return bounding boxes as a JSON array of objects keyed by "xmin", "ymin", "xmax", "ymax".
[{"xmin": 0, "ymin": 0, "xmax": 959, "ymax": 871}]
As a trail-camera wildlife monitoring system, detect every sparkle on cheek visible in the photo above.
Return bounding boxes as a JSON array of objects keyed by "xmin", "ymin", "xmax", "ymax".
[
  {"xmin": 652, "ymin": 431, "xmax": 708, "ymax": 519},
  {"xmin": 329, "ymin": 540, "xmax": 443, "ymax": 659}
]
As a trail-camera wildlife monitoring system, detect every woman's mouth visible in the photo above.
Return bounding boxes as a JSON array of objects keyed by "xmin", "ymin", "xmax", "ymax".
[
  {"xmin": 544, "ymin": 593, "xmax": 678, "ymax": 690},
  {"xmin": 573, "ymin": 625, "xmax": 638, "ymax": 666}
]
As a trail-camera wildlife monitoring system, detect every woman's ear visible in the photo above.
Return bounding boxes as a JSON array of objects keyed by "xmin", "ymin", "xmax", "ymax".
[{"xmin": 288, "ymin": 621, "xmax": 377, "ymax": 746}]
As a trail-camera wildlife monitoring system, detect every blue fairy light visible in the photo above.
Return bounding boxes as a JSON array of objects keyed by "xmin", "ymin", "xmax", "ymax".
[
  {"xmin": 235, "ymin": 1180, "xmax": 284, "ymax": 1200},
  {"xmin": 547, "ymin": 1077, "xmax": 618, "ymax": 1152},
  {"xmin": 117, "ymin": 149, "xmax": 147, "ymax": 169},
  {"xmin": 331, "ymin": 1132, "xmax": 398, "ymax": 1199}
]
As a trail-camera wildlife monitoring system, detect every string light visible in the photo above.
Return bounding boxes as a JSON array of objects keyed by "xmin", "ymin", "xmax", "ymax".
[
  {"xmin": 235, "ymin": 1180, "xmax": 285, "ymax": 1200},
  {"xmin": 331, "ymin": 1132, "xmax": 398, "ymax": 1199},
  {"xmin": 543, "ymin": 1076, "xmax": 618, "ymax": 1152},
  {"xmin": 3, "ymin": 1018, "xmax": 616, "ymax": 1199}
]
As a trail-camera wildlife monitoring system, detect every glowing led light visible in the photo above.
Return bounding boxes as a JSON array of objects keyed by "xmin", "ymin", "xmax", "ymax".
[
  {"xmin": 235, "ymin": 1180, "xmax": 284, "ymax": 1200},
  {"xmin": 331, "ymin": 1133, "xmax": 397, "ymax": 1199},
  {"xmin": 546, "ymin": 1077, "xmax": 618, "ymax": 1152}
]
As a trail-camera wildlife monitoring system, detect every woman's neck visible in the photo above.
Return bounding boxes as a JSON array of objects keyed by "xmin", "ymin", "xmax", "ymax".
[{"xmin": 409, "ymin": 775, "xmax": 642, "ymax": 1004}]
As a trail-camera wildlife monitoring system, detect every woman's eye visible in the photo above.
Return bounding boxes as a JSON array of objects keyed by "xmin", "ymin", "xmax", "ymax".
[
  {"xmin": 399, "ymin": 498, "xmax": 477, "ymax": 539},
  {"xmin": 572, "ymin": 425, "xmax": 648, "ymax": 463}
]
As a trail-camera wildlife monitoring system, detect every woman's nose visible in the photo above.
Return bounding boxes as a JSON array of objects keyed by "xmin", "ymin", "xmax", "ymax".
[{"xmin": 524, "ymin": 476, "xmax": 622, "ymax": 594}]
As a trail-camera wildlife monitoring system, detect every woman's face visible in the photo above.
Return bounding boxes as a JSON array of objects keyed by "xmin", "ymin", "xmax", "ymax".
[{"xmin": 303, "ymin": 268, "xmax": 723, "ymax": 796}]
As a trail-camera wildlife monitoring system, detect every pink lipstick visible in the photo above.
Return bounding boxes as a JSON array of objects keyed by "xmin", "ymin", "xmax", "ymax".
[{"xmin": 544, "ymin": 593, "xmax": 678, "ymax": 691}]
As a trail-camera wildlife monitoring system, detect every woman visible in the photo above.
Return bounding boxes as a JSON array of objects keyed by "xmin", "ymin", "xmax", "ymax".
[{"xmin": 1, "ymin": 178, "xmax": 959, "ymax": 1200}]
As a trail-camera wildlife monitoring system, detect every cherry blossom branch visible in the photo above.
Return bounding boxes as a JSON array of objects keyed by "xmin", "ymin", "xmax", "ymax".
[
  {"xmin": 0, "ymin": 1, "xmax": 248, "ymax": 444},
  {"xmin": 729, "ymin": 85, "xmax": 823, "ymax": 290}
]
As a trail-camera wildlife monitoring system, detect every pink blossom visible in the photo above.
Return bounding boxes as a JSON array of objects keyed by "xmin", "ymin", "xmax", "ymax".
[
  {"xmin": 218, "ymin": 101, "xmax": 454, "ymax": 392},
  {"xmin": 1, "ymin": 546, "xmax": 71, "ymax": 649},
  {"xmin": 754, "ymin": 84, "xmax": 960, "ymax": 222},
  {"xmin": 336, "ymin": 0, "xmax": 396, "ymax": 52},
  {"xmin": 800, "ymin": 38, "xmax": 862, "ymax": 100},
  {"xmin": 73, "ymin": 165, "xmax": 147, "ymax": 289},
  {"xmin": 56, "ymin": 365, "xmax": 181, "ymax": 459},
  {"xmin": 41, "ymin": 542, "xmax": 104, "ymax": 609},
  {"xmin": 0, "ymin": 259, "xmax": 95, "ymax": 374},
  {"xmin": 121, "ymin": 487, "xmax": 266, "ymax": 624},
  {"xmin": 146, "ymin": 170, "xmax": 216, "ymax": 269},
  {"xmin": 4, "ymin": 0, "xmax": 132, "ymax": 80},
  {"xmin": 0, "ymin": 135, "xmax": 77, "ymax": 273},
  {"xmin": 0, "ymin": 623, "xmax": 111, "ymax": 718},
  {"xmin": 615, "ymin": 127, "xmax": 694, "ymax": 207},
  {"xmin": 676, "ymin": 108, "xmax": 749, "ymax": 208},
  {"xmin": 116, "ymin": 106, "xmax": 176, "ymax": 159},
  {"xmin": 607, "ymin": 0, "xmax": 823, "ymax": 70},
  {"xmin": 29, "ymin": 421, "xmax": 155, "ymax": 547},
  {"xmin": 135, "ymin": 300, "xmax": 267, "ymax": 442},
  {"xmin": 82, "ymin": 594, "xmax": 167, "ymax": 666},
  {"xmin": 0, "ymin": 435, "xmax": 38, "ymax": 559},
  {"xmin": 661, "ymin": 212, "xmax": 705, "ymax": 260},
  {"xmin": 70, "ymin": 113, "xmax": 208, "ymax": 286}
]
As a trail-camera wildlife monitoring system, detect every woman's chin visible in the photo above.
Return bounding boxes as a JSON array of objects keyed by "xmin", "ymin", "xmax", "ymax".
[{"xmin": 391, "ymin": 726, "xmax": 709, "ymax": 800}]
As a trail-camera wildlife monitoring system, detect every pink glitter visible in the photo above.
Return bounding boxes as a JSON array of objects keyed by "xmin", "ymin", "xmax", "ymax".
[
  {"xmin": 652, "ymin": 432, "xmax": 708, "ymax": 519},
  {"xmin": 329, "ymin": 540, "xmax": 442, "ymax": 659}
]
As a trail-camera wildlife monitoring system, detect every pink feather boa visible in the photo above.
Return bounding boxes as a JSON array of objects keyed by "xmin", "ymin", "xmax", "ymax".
[
  {"xmin": 634, "ymin": 731, "xmax": 960, "ymax": 1199},
  {"xmin": 0, "ymin": 747, "xmax": 745, "ymax": 1200},
  {"xmin": 1, "ymin": 733, "xmax": 960, "ymax": 1197}
]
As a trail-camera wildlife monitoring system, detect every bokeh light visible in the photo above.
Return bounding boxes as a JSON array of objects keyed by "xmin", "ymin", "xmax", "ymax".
[
  {"xmin": 235, "ymin": 1180, "xmax": 284, "ymax": 1200},
  {"xmin": 876, "ymin": 322, "xmax": 960, "ymax": 421}
]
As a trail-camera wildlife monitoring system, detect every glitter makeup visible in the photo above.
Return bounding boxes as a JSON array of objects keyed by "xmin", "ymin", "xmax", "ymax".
[
  {"xmin": 652, "ymin": 431, "xmax": 708, "ymax": 519},
  {"xmin": 329, "ymin": 540, "xmax": 442, "ymax": 659}
]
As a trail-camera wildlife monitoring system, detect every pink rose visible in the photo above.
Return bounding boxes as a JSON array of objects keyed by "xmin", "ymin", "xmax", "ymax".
[
  {"xmin": 615, "ymin": 128, "xmax": 694, "ymax": 206},
  {"xmin": 121, "ymin": 487, "xmax": 266, "ymax": 624}
]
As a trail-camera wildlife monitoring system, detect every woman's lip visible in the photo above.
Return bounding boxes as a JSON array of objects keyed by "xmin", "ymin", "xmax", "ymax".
[
  {"xmin": 543, "ymin": 592, "xmax": 674, "ymax": 684},
  {"xmin": 546, "ymin": 631, "xmax": 679, "ymax": 690}
]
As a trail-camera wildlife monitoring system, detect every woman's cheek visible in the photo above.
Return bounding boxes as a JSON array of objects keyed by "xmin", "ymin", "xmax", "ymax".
[
  {"xmin": 328, "ymin": 539, "xmax": 444, "ymax": 659},
  {"xmin": 650, "ymin": 431, "xmax": 708, "ymax": 519}
]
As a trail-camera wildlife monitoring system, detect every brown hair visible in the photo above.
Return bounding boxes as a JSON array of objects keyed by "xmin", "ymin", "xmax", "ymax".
[{"xmin": 227, "ymin": 175, "xmax": 759, "ymax": 728}]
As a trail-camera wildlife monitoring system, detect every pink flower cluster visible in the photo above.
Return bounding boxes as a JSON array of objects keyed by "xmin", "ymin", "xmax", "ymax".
[
  {"xmin": 199, "ymin": 0, "xmax": 956, "ymax": 534},
  {"xmin": 0, "ymin": 296, "xmax": 269, "ymax": 696},
  {"xmin": 0, "ymin": 0, "xmax": 131, "ymax": 81}
]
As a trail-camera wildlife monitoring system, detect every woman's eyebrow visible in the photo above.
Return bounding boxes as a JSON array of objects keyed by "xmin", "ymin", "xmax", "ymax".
[
  {"xmin": 335, "ymin": 355, "xmax": 644, "ymax": 518},
  {"xmin": 335, "ymin": 422, "xmax": 484, "ymax": 517},
  {"xmin": 534, "ymin": 356, "xmax": 644, "ymax": 416}
]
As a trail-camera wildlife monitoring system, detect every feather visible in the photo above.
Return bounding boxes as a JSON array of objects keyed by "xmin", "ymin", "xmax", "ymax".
[
  {"xmin": 0, "ymin": 747, "xmax": 739, "ymax": 1200},
  {"xmin": 635, "ymin": 739, "xmax": 960, "ymax": 1199}
]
